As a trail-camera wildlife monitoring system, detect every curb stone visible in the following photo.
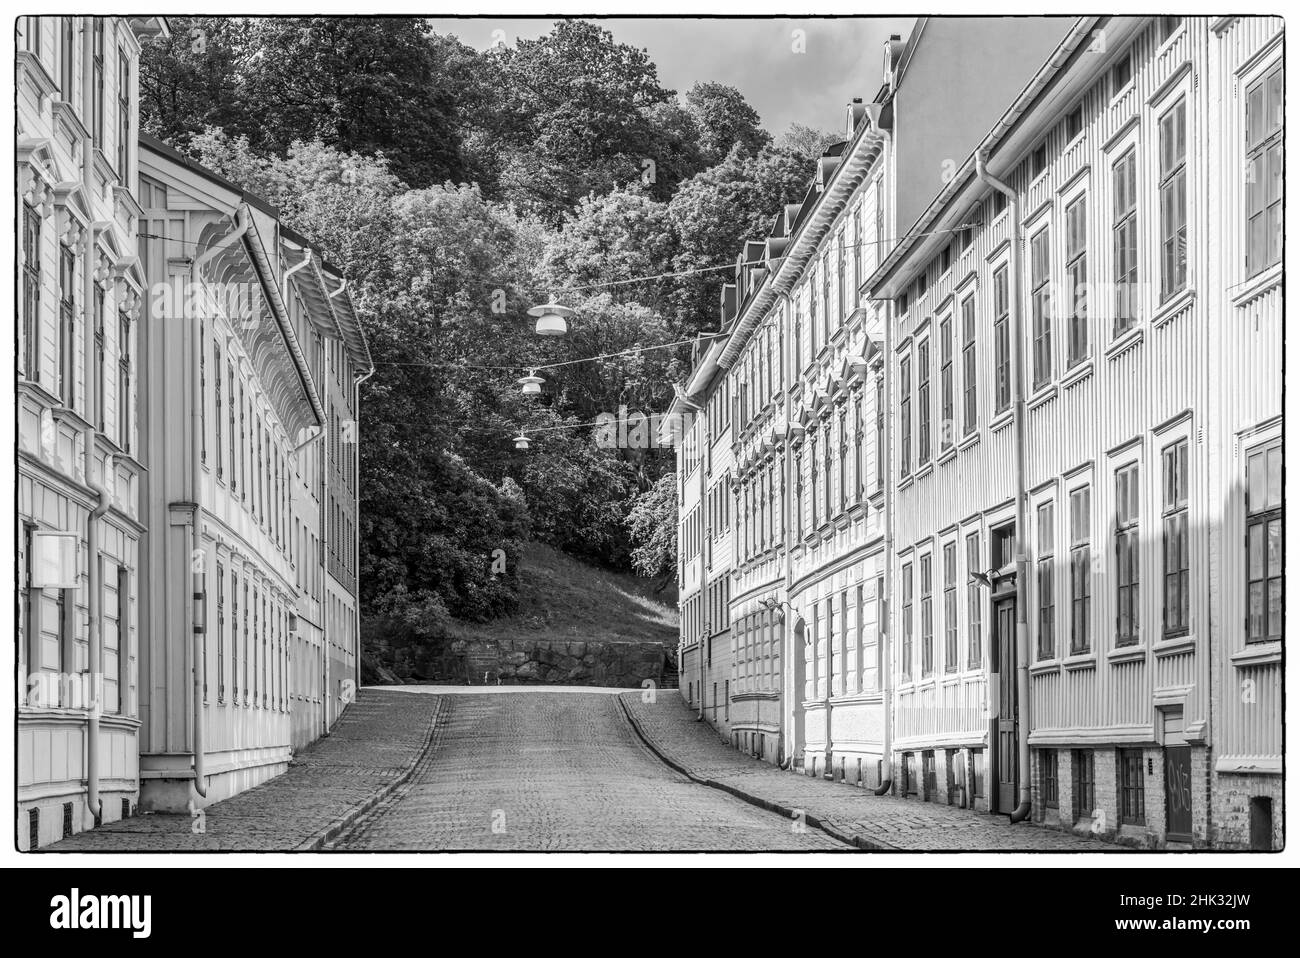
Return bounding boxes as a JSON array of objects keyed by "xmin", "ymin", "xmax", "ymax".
[
  {"xmin": 615, "ymin": 694, "xmax": 888, "ymax": 851},
  {"xmin": 300, "ymin": 695, "xmax": 449, "ymax": 850}
]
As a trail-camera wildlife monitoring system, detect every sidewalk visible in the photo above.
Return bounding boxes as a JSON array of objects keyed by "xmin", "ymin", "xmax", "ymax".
[
  {"xmin": 620, "ymin": 691, "xmax": 1121, "ymax": 852},
  {"xmin": 44, "ymin": 689, "xmax": 444, "ymax": 852}
]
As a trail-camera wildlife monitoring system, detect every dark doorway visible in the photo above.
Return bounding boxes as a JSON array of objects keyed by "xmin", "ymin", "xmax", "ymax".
[
  {"xmin": 1250, "ymin": 797, "xmax": 1273, "ymax": 850},
  {"xmin": 993, "ymin": 597, "xmax": 1017, "ymax": 813},
  {"xmin": 1163, "ymin": 745, "xmax": 1193, "ymax": 841}
]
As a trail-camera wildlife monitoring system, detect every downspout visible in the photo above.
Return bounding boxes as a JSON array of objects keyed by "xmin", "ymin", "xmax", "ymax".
[
  {"xmin": 350, "ymin": 367, "xmax": 371, "ymax": 691},
  {"xmin": 873, "ymin": 125, "xmax": 895, "ymax": 797},
  {"xmin": 976, "ymin": 152, "xmax": 1032, "ymax": 823},
  {"xmin": 187, "ymin": 208, "xmax": 252, "ymax": 798},
  {"xmin": 80, "ymin": 19, "xmax": 106, "ymax": 828}
]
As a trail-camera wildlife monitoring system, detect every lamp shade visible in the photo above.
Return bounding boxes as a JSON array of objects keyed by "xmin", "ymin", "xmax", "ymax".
[
  {"xmin": 513, "ymin": 434, "xmax": 531, "ymax": 450},
  {"xmin": 517, "ymin": 372, "xmax": 545, "ymax": 396},
  {"xmin": 527, "ymin": 302, "xmax": 575, "ymax": 337}
]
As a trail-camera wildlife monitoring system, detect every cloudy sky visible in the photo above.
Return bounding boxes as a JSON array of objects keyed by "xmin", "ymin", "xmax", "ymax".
[{"xmin": 428, "ymin": 17, "xmax": 917, "ymax": 137}]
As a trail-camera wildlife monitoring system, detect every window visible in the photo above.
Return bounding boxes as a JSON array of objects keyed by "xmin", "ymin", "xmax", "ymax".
[
  {"xmin": 60, "ymin": 17, "xmax": 75, "ymax": 97},
  {"xmin": 993, "ymin": 265, "xmax": 1010, "ymax": 411},
  {"xmin": 1069, "ymin": 486, "xmax": 1092, "ymax": 654},
  {"xmin": 1111, "ymin": 51, "xmax": 1133, "ymax": 96},
  {"xmin": 852, "ymin": 209, "xmax": 863, "ymax": 309},
  {"xmin": 216, "ymin": 563, "xmax": 225, "ymax": 703},
  {"xmin": 837, "ymin": 231, "xmax": 847, "ymax": 323},
  {"xmin": 1119, "ymin": 748, "xmax": 1145, "ymax": 825},
  {"xmin": 899, "ymin": 356, "xmax": 912, "ymax": 477},
  {"xmin": 91, "ymin": 285, "xmax": 107, "ymax": 429},
  {"xmin": 1113, "ymin": 149, "xmax": 1139, "ymax": 333},
  {"xmin": 874, "ymin": 375, "xmax": 885, "ymax": 488},
  {"xmin": 1041, "ymin": 750, "xmax": 1059, "ymax": 809},
  {"xmin": 821, "ymin": 253, "xmax": 831, "ymax": 343},
  {"xmin": 917, "ymin": 339, "xmax": 930, "ymax": 464},
  {"xmin": 822, "ymin": 422, "xmax": 833, "ymax": 520},
  {"xmin": 117, "ymin": 307, "xmax": 132, "ymax": 452},
  {"xmin": 1162, "ymin": 439, "xmax": 1190, "ymax": 638},
  {"xmin": 1159, "ymin": 16, "xmax": 1182, "ymax": 43},
  {"xmin": 853, "ymin": 397, "xmax": 864, "ymax": 500},
  {"xmin": 896, "ymin": 291, "xmax": 908, "ymax": 317},
  {"xmin": 92, "ymin": 19, "xmax": 104, "ymax": 146},
  {"xmin": 1065, "ymin": 196, "xmax": 1088, "ymax": 365},
  {"xmin": 794, "ymin": 448, "xmax": 804, "ymax": 539},
  {"xmin": 1029, "ymin": 143, "xmax": 1048, "ymax": 180},
  {"xmin": 943, "ymin": 543, "xmax": 957, "ymax": 672},
  {"xmin": 809, "ymin": 433, "xmax": 818, "ymax": 529},
  {"xmin": 940, "ymin": 245, "xmax": 952, "ymax": 274},
  {"xmin": 1037, "ymin": 502, "xmax": 1055, "ymax": 659},
  {"xmin": 1115, "ymin": 463, "xmax": 1140, "ymax": 646},
  {"xmin": 200, "ymin": 321, "xmax": 207, "ymax": 465},
  {"xmin": 1030, "ymin": 228, "xmax": 1052, "ymax": 388},
  {"xmin": 1158, "ymin": 98, "xmax": 1188, "ymax": 300},
  {"xmin": 1245, "ymin": 439, "xmax": 1282, "ymax": 644},
  {"xmin": 231, "ymin": 572, "xmax": 240, "ymax": 702},
  {"xmin": 920, "ymin": 554, "xmax": 933, "ymax": 678},
  {"xmin": 961, "ymin": 295, "xmax": 977, "ymax": 434},
  {"xmin": 966, "ymin": 532, "xmax": 982, "ymax": 668},
  {"xmin": 957, "ymin": 225, "xmax": 972, "ymax": 252},
  {"xmin": 239, "ymin": 383, "xmax": 247, "ymax": 501},
  {"xmin": 117, "ymin": 48, "xmax": 131, "ymax": 177},
  {"xmin": 215, "ymin": 345, "xmax": 224, "ymax": 480},
  {"xmin": 1065, "ymin": 104, "xmax": 1083, "ymax": 142},
  {"xmin": 23, "ymin": 202, "xmax": 41, "ymax": 380},
  {"xmin": 992, "ymin": 189, "xmax": 1007, "ymax": 217},
  {"xmin": 837, "ymin": 411, "xmax": 847, "ymax": 513},
  {"xmin": 901, "ymin": 562, "xmax": 913, "ymax": 681},
  {"xmin": 793, "ymin": 303, "xmax": 802, "ymax": 373},
  {"xmin": 1246, "ymin": 64, "xmax": 1283, "ymax": 276},
  {"xmin": 939, "ymin": 316, "xmax": 954, "ymax": 451},
  {"xmin": 228, "ymin": 363, "xmax": 237, "ymax": 492},
  {"xmin": 1072, "ymin": 749, "xmax": 1095, "ymax": 819},
  {"xmin": 59, "ymin": 243, "xmax": 76, "ymax": 405},
  {"xmin": 809, "ymin": 272, "xmax": 819, "ymax": 356}
]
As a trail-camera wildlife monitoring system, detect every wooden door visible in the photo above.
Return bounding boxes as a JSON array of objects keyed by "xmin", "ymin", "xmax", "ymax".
[
  {"xmin": 1164, "ymin": 746, "xmax": 1193, "ymax": 840},
  {"xmin": 994, "ymin": 599, "xmax": 1017, "ymax": 813}
]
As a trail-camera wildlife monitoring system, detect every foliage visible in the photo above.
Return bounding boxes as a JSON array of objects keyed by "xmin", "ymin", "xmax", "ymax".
[{"xmin": 626, "ymin": 472, "xmax": 680, "ymax": 582}]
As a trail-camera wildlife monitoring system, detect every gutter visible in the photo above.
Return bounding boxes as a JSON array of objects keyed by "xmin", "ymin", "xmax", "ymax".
[
  {"xmin": 187, "ymin": 209, "xmax": 253, "ymax": 797},
  {"xmin": 975, "ymin": 154, "xmax": 1032, "ymax": 824}
]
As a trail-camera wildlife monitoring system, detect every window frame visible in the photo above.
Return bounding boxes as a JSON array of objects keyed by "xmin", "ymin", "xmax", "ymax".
[
  {"xmin": 1161, "ymin": 437, "xmax": 1190, "ymax": 639},
  {"xmin": 1245, "ymin": 62, "xmax": 1283, "ymax": 277},
  {"xmin": 1036, "ymin": 500, "xmax": 1056, "ymax": 660},
  {"xmin": 1112, "ymin": 147, "xmax": 1140, "ymax": 336},
  {"xmin": 1244, "ymin": 436, "xmax": 1282, "ymax": 645},
  {"xmin": 1114, "ymin": 461, "xmax": 1141, "ymax": 648},
  {"xmin": 1030, "ymin": 226, "xmax": 1053, "ymax": 389},
  {"xmin": 1069, "ymin": 484, "xmax": 1092, "ymax": 655},
  {"xmin": 961, "ymin": 293, "xmax": 977, "ymax": 434},
  {"xmin": 993, "ymin": 263, "xmax": 1011, "ymax": 412},
  {"xmin": 1064, "ymin": 193, "xmax": 1089, "ymax": 366},
  {"xmin": 1157, "ymin": 96, "xmax": 1188, "ymax": 302}
]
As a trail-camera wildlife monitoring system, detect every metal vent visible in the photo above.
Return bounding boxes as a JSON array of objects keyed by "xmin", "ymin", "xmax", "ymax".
[
  {"xmin": 29, "ymin": 809, "xmax": 39, "ymax": 850},
  {"xmin": 63, "ymin": 802, "xmax": 73, "ymax": 838}
]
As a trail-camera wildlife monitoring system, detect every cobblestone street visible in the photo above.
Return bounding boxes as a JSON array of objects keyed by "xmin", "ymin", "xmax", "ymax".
[
  {"xmin": 333, "ymin": 688, "xmax": 843, "ymax": 851},
  {"xmin": 46, "ymin": 685, "xmax": 1128, "ymax": 853}
]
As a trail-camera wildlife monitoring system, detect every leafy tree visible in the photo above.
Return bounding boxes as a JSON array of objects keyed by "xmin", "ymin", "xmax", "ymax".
[
  {"xmin": 778, "ymin": 122, "xmax": 842, "ymax": 160},
  {"xmin": 626, "ymin": 472, "xmax": 679, "ymax": 588},
  {"xmin": 667, "ymin": 143, "xmax": 817, "ymax": 336},
  {"xmin": 685, "ymin": 81, "xmax": 771, "ymax": 166}
]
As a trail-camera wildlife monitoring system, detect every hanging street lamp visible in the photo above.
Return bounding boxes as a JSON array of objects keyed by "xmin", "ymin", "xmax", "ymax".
[
  {"xmin": 517, "ymin": 370, "xmax": 545, "ymax": 396},
  {"xmin": 513, "ymin": 433, "xmax": 531, "ymax": 450},
  {"xmin": 528, "ymin": 302, "xmax": 575, "ymax": 337}
]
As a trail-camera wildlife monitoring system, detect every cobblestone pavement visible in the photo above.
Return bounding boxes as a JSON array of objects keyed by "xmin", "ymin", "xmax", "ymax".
[
  {"xmin": 333, "ymin": 688, "xmax": 844, "ymax": 851},
  {"xmin": 46, "ymin": 689, "xmax": 441, "ymax": 852},
  {"xmin": 621, "ymin": 692, "xmax": 1125, "ymax": 852}
]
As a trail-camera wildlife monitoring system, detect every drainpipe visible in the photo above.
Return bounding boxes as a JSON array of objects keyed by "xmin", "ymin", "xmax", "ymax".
[
  {"xmin": 282, "ymin": 246, "xmax": 312, "ymax": 301},
  {"xmin": 976, "ymin": 152, "xmax": 1032, "ymax": 823},
  {"xmin": 187, "ymin": 209, "xmax": 252, "ymax": 798},
  {"xmin": 79, "ymin": 19, "xmax": 107, "ymax": 828},
  {"xmin": 870, "ymin": 124, "xmax": 895, "ymax": 797}
]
